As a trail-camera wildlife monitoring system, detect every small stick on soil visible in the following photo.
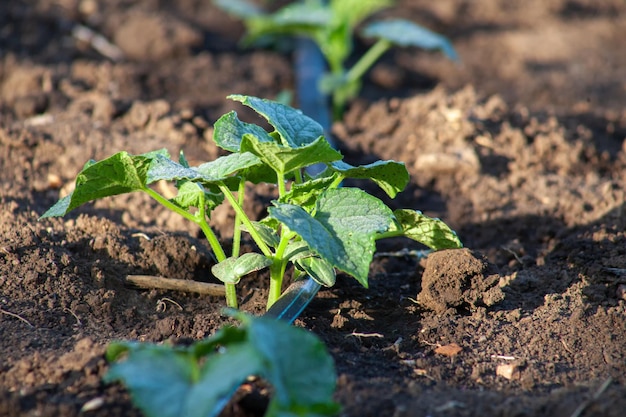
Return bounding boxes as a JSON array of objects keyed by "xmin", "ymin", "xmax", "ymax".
[
  {"xmin": 491, "ymin": 355, "xmax": 516, "ymax": 360},
  {"xmin": 347, "ymin": 332, "xmax": 384, "ymax": 338},
  {"xmin": 0, "ymin": 308, "xmax": 33, "ymax": 327},
  {"xmin": 569, "ymin": 376, "xmax": 613, "ymax": 417},
  {"xmin": 63, "ymin": 308, "xmax": 82, "ymax": 326},
  {"xmin": 125, "ymin": 275, "xmax": 225, "ymax": 296}
]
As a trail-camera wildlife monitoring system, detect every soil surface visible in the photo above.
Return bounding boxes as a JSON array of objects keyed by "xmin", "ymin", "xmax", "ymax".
[{"xmin": 1, "ymin": 1, "xmax": 625, "ymax": 416}]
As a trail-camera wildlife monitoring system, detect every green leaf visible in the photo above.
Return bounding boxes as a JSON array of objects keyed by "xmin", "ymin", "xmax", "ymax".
[
  {"xmin": 40, "ymin": 151, "xmax": 162, "ymax": 218},
  {"xmin": 213, "ymin": 111, "xmax": 274, "ymax": 152},
  {"xmin": 295, "ymin": 256, "xmax": 336, "ymax": 287},
  {"xmin": 195, "ymin": 152, "xmax": 263, "ymax": 181},
  {"xmin": 241, "ymin": 221, "xmax": 280, "ymax": 248},
  {"xmin": 329, "ymin": 160, "xmax": 409, "ymax": 198},
  {"xmin": 228, "ymin": 95, "xmax": 325, "ymax": 148},
  {"xmin": 241, "ymin": 134, "xmax": 341, "ymax": 176},
  {"xmin": 212, "ymin": 0, "xmax": 263, "ymax": 19},
  {"xmin": 211, "ymin": 253, "xmax": 273, "ymax": 284},
  {"xmin": 330, "ymin": 0, "xmax": 392, "ymax": 29},
  {"xmin": 280, "ymin": 174, "xmax": 340, "ymax": 212},
  {"xmin": 283, "ymin": 240, "xmax": 314, "ymax": 262},
  {"xmin": 393, "ymin": 209, "xmax": 462, "ymax": 250},
  {"xmin": 105, "ymin": 342, "xmax": 262, "ymax": 417},
  {"xmin": 171, "ymin": 182, "xmax": 224, "ymax": 214},
  {"xmin": 105, "ymin": 312, "xmax": 338, "ymax": 417},
  {"xmin": 270, "ymin": 188, "xmax": 394, "ymax": 286},
  {"xmin": 238, "ymin": 312, "xmax": 338, "ymax": 413},
  {"xmin": 362, "ymin": 19, "xmax": 459, "ymax": 61},
  {"xmin": 147, "ymin": 153, "xmax": 204, "ymax": 184},
  {"xmin": 243, "ymin": 1, "xmax": 331, "ymax": 43}
]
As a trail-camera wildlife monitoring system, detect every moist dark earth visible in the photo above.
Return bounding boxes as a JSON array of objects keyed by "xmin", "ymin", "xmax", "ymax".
[{"xmin": 1, "ymin": 1, "xmax": 626, "ymax": 416}]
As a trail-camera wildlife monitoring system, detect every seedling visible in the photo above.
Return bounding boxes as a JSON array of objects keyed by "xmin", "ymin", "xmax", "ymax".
[
  {"xmin": 105, "ymin": 309, "xmax": 340, "ymax": 417},
  {"xmin": 41, "ymin": 95, "xmax": 462, "ymax": 310},
  {"xmin": 214, "ymin": 0, "xmax": 458, "ymax": 119}
]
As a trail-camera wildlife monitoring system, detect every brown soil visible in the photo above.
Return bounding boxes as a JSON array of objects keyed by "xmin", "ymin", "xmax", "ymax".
[{"xmin": 1, "ymin": 1, "xmax": 625, "ymax": 416}]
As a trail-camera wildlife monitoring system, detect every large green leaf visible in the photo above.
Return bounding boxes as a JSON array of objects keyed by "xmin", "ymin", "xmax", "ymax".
[
  {"xmin": 393, "ymin": 209, "xmax": 462, "ymax": 250},
  {"xmin": 241, "ymin": 134, "xmax": 341, "ymax": 175},
  {"xmin": 41, "ymin": 150, "xmax": 165, "ymax": 218},
  {"xmin": 329, "ymin": 160, "xmax": 409, "ymax": 198},
  {"xmin": 270, "ymin": 188, "xmax": 394, "ymax": 286},
  {"xmin": 229, "ymin": 95, "xmax": 325, "ymax": 148},
  {"xmin": 105, "ymin": 311, "xmax": 339, "ymax": 417},
  {"xmin": 362, "ymin": 19, "xmax": 459, "ymax": 61},
  {"xmin": 240, "ymin": 313, "xmax": 338, "ymax": 411},
  {"xmin": 211, "ymin": 253, "xmax": 273, "ymax": 284}
]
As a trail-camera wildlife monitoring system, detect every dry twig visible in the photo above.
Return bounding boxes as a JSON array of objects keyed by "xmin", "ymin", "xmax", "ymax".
[
  {"xmin": 125, "ymin": 275, "xmax": 225, "ymax": 296},
  {"xmin": 0, "ymin": 308, "xmax": 33, "ymax": 327}
]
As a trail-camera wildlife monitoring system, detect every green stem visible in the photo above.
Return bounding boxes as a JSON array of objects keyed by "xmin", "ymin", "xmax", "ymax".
[
  {"xmin": 267, "ymin": 235, "xmax": 291, "ymax": 309},
  {"xmin": 144, "ymin": 187, "xmax": 238, "ymax": 308},
  {"xmin": 231, "ymin": 179, "xmax": 246, "ymax": 258},
  {"xmin": 144, "ymin": 188, "xmax": 226, "ymax": 261},
  {"xmin": 345, "ymin": 38, "xmax": 391, "ymax": 84},
  {"xmin": 277, "ymin": 171, "xmax": 287, "ymax": 197},
  {"xmin": 329, "ymin": 174, "xmax": 344, "ymax": 190},
  {"xmin": 218, "ymin": 184, "xmax": 273, "ymax": 258}
]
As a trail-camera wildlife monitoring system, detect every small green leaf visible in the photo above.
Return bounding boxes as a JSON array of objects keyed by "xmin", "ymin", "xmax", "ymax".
[
  {"xmin": 330, "ymin": 0, "xmax": 392, "ymax": 29},
  {"xmin": 213, "ymin": 111, "xmax": 274, "ymax": 152},
  {"xmin": 241, "ymin": 134, "xmax": 341, "ymax": 175},
  {"xmin": 329, "ymin": 160, "xmax": 409, "ymax": 198},
  {"xmin": 295, "ymin": 256, "xmax": 336, "ymax": 287},
  {"xmin": 195, "ymin": 152, "xmax": 263, "ymax": 181},
  {"xmin": 211, "ymin": 253, "xmax": 273, "ymax": 284},
  {"xmin": 228, "ymin": 95, "xmax": 325, "ymax": 148},
  {"xmin": 362, "ymin": 19, "xmax": 459, "ymax": 61},
  {"xmin": 283, "ymin": 241, "xmax": 314, "ymax": 262},
  {"xmin": 171, "ymin": 182, "xmax": 224, "ymax": 214},
  {"xmin": 243, "ymin": 1, "xmax": 331, "ymax": 44},
  {"xmin": 393, "ymin": 209, "xmax": 462, "ymax": 250},
  {"xmin": 241, "ymin": 221, "xmax": 280, "ymax": 248},
  {"xmin": 279, "ymin": 174, "xmax": 340, "ymax": 211},
  {"xmin": 40, "ymin": 151, "xmax": 162, "ymax": 218}
]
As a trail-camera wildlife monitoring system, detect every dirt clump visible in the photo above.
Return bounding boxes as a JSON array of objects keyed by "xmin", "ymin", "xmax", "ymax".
[{"xmin": 418, "ymin": 248, "xmax": 504, "ymax": 314}]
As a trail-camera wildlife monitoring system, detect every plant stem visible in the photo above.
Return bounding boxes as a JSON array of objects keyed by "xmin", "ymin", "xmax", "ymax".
[
  {"xmin": 345, "ymin": 38, "xmax": 391, "ymax": 85},
  {"xmin": 267, "ymin": 235, "xmax": 291, "ymax": 309},
  {"xmin": 277, "ymin": 171, "xmax": 287, "ymax": 197},
  {"xmin": 218, "ymin": 184, "xmax": 273, "ymax": 258},
  {"xmin": 329, "ymin": 174, "xmax": 344, "ymax": 190},
  {"xmin": 231, "ymin": 180, "xmax": 246, "ymax": 258},
  {"xmin": 144, "ymin": 188, "xmax": 238, "ymax": 308},
  {"xmin": 143, "ymin": 188, "xmax": 226, "ymax": 261}
]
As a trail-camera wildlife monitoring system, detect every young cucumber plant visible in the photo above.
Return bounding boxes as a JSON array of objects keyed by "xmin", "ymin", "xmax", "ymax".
[
  {"xmin": 214, "ymin": 0, "xmax": 458, "ymax": 119},
  {"xmin": 41, "ymin": 95, "xmax": 462, "ymax": 310},
  {"xmin": 105, "ymin": 309, "xmax": 340, "ymax": 417}
]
